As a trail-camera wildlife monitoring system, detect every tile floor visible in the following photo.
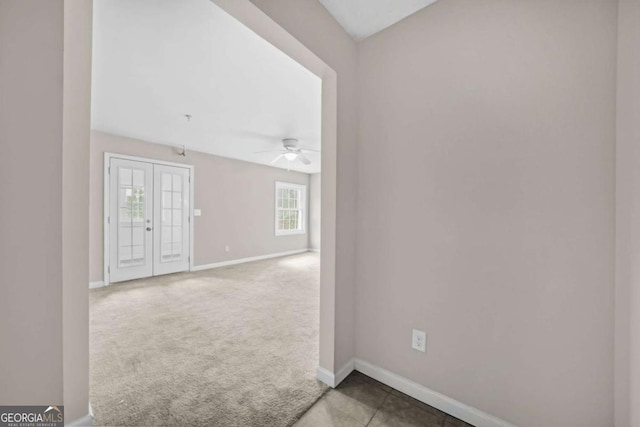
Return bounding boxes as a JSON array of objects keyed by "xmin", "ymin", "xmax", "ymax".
[{"xmin": 294, "ymin": 371, "xmax": 475, "ymax": 427}]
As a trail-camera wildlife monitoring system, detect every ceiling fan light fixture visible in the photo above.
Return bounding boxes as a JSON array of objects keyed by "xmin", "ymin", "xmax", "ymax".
[{"xmin": 284, "ymin": 152, "xmax": 298, "ymax": 161}]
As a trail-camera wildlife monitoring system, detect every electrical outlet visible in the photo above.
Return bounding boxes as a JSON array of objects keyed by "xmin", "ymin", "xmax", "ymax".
[
  {"xmin": 412, "ymin": 329, "xmax": 426, "ymax": 353},
  {"xmin": 225, "ymin": 245, "xmax": 230, "ymax": 252}
]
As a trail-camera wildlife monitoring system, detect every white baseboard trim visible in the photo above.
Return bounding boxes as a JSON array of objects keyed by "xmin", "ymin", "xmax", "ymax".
[
  {"xmin": 310, "ymin": 248, "xmax": 320, "ymax": 253},
  {"xmin": 353, "ymin": 359, "xmax": 516, "ymax": 427},
  {"xmin": 316, "ymin": 366, "xmax": 336, "ymax": 388},
  {"xmin": 335, "ymin": 358, "xmax": 355, "ymax": 385},
  {"xmin": 89, "ymin": 281, "xmax": 105, "ymax": 289},
  {"xmin": 316, "ymin": 358, "xmax": 355, "ymax": 388},
  {"xmin": 66, "ymin": 413, "xmax": 93, "ymax": 426},
  {"xmin": 191, "ymin": 249, "xmax": 310, "ymax": 272}
]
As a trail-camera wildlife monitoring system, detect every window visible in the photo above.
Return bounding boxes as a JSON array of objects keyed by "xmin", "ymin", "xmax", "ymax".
[{"xmin": 275, "ymin": 181, "xmax": 306, "ymax": 236}]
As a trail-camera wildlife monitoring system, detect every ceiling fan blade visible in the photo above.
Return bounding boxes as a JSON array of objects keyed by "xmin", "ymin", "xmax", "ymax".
[
  {"xmin": 301, "ymin": 146, "xmax": 320, "ymax": 152},
  {"xmin": 271, "ymin": 153, "xmax": 285, "ymax": 164},
  {"xmin": 297, "ymin": 153, "xmax": 311, "ymax": 165}
]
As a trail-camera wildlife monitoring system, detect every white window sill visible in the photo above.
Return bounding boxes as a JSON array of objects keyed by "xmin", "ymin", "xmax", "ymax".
[{"xmin": 276, "ymin": 230, "xmax": 306, "ymax": 237}]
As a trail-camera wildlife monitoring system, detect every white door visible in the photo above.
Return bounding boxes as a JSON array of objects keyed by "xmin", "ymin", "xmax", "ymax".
[
  {"xmin": 153, "ymin": 164, "xmax": 190, "ymax": 275},
  {"xmin": 108, "ymin": 158, "xmax": 191, "ymax": 283},
  {"xmin": 109, "ymin": 158, "xmax": 154, "ymax": 282}
]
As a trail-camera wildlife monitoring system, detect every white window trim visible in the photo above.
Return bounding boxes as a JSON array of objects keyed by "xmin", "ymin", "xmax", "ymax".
[{"xmin": 275, "ymin": 181, "xmax": 307, "ymax": 236}]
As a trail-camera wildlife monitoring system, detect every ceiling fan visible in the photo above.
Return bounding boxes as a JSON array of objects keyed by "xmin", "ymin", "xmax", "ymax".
[{"xmin": 255, "ymin": 138, "xmax": 318, "ymax": 166}]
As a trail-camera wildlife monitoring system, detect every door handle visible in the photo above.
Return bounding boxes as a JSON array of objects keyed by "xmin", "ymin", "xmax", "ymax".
[{"xmin": 146, "ymin": 227, "xmax": 152, "ymax": 231}]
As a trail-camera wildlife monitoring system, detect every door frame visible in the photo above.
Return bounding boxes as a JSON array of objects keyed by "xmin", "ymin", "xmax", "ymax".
[
  {"xmin": 210, "ymin": 0, "xmax": 339, "ymax": 379},
  {"xmin": 57, "ymin": 0, "xmax": 340, "ymax": 420},
  {"xmin": 103, "ymin": 152, "xmax": 195, "ymax": 285}
]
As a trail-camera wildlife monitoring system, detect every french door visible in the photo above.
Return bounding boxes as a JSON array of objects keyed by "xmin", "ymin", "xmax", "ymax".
[
  {"xmin": 108, "ymin": 157, "xmax": 191, "ymax": 283},
  {"xmin": 153, "ymin": 164, "xmax": 190, "ymax": 276}
]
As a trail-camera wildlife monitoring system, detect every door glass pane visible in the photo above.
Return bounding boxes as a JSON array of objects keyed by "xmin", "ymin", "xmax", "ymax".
[
  {"xmin": 162, "ymin": 208, "xmax": 172, "ymax": 224},
  {"xmin": 119, "ymin": 168, "xmax": 132, "ymax": 187},
  {"xmin": 132, "ymin": 170, "xmax": 144, "ymax": 187},
  {"xmin": 162, "ymin": 173, "xmax": 172, "ymax": 191},
  {"xmin": 172, "ymin": 192, "xmax": 182, "ymax": 208},
  {"xmin": 160, "ymin": 172, "xmax": 184, "ymax": 263},
  {"xmin": 173, "ymin": 209, "xmax": 182, "ymax": 226},
  {"xmin": 118, "ymin": 227, "xmax": 132, "ymax": 248},
  {"xmin": 172, "ymin": 227, "xmax": 182, "ymax": 243},
  {"xmin": 119, "ymin": 246, "xmax": 132, "ymax": 262},
  {"xmin": 132, "ymin": 245, "xmax": 144, "ymax": 261},
  {"xmin": 161, "ymin": 226, "xmax": 171, "ymax": 243},
  {"xmin": 132, "ymin": 227, "xmax": 144, "ymax": 246},
  {"xmin": 172, "ymin": 175, "xmax": 183, "ymax": 191},
  {"xmin": 162, "ymin": 191, "xmax": 172, "ymax": 209},
  {"xmin": 118, "ymin": 166, "xmax": 146, "ymax": 268}
]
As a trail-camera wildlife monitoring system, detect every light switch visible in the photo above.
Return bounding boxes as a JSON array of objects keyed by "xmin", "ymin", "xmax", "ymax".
[{"xmin": 194, "ymin": 209, "xmax": 202, "ymax": 217}]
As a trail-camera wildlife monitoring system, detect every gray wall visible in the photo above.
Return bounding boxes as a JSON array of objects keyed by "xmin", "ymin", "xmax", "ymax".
[
  {"xmin": 616, "ymin": 0, "xmax": 640, "ymax": 426},
  {"xmin": 0, "ymin": 2, "xmax": 92, "ymax": 421},
  {"xmin": 355, "ymin": 1, "xmax": 616, "ymax": 426},
  {"xmin": 250, "ymin": 0, "xmax": 358, "ymax": 371},
  {"xmin": 0, "ymin": 0, "xmax": 65, "ymax": 406},
  {"xmin": 1, "ymin": 1, "xmax": 632, "ymax": 425},
  {"xmin": 90, "ymin": 131, "xmax": 310, "ymax": 282},
  {"xmin": 63, "ymin": 0, "xmax": 92, "ymax": 421},
  {"xmin": 309, "ymin": 173, "xmax": 321, "ymax": 250}
]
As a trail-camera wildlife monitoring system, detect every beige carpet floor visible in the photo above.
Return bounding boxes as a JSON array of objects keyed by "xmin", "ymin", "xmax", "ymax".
[{"xmin": 90, "ymin": 252, "xmax": 326, "ymax": 426}]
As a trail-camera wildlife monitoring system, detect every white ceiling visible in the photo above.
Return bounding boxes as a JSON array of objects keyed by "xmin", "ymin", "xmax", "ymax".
[
  {"xmin": 92, "ymin": 0, "xmax": 322, "ymax": 174},
  {"xmin": 319, "ymin": 0, "xmax": 439, "ymax": 40}
]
